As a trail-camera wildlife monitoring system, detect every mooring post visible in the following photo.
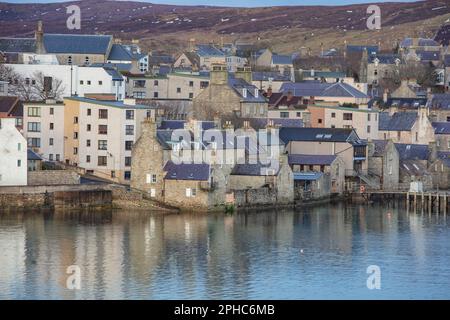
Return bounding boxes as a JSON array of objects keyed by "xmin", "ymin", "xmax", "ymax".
[
  {"xmin": 406, "ymin": 192, "xmax": 410, "ymax": 212},
  {"xmin": 414, "ymin": 192, "xmax": 417, "ymax": 212}
]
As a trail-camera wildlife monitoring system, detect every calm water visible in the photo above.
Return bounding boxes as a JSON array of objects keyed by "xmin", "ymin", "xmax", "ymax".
[{"xmin": 0, "ymin": 202, "xmax": 450, "ymax": 300}]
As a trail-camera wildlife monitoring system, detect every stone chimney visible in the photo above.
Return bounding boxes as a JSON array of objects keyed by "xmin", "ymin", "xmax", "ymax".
[
  {"xmin": 389, "ymin": 105, "xmax": 398, "ymax": 116},
  {"xmin": 223, "ymin": 121, "xmax": 234, "ymax": 130},
  {"xmin": 235, "ymin": 66, "xmax": 252, "ymax": 84},
  {"xmin": 266, "ymin": 87, "xmax": 273, "ymax": 98},
  {"xmin": 210, "ymin": 64, "xmax": 228, "ymax": 85},
  {"xmin": 383, "ymin": 89, "xmax": 389, "ymax": 103},
  {"xmin": 35, "ymin": 21, "xmax": 45, "ymax": 54},
  {"xmin": 286, "ymin": 90, "xmax": 293, "ymax": 102}
]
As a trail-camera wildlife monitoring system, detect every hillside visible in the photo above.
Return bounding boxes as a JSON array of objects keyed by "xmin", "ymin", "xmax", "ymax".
[{"xmin": 0, "ymin": 0, "xmax": 449, "ymax": 54}]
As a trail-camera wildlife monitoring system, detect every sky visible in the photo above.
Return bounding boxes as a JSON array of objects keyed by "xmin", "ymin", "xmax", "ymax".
[{"xmin": 1, "ymin": 0, "xmax": 419, "ymax": 8}]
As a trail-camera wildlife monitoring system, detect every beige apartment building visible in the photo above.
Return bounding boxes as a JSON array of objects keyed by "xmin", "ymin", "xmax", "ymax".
[
  {"xmin": 308, "ymin": 105, "xmax": 379, "ymax": 140},
  {"xmin": 23, "ymin": 100, "xmax": 65, "ymax": 162},
  {"xmin": 63, "ymin": 96, "xmax": 157, "ymax": 184}
]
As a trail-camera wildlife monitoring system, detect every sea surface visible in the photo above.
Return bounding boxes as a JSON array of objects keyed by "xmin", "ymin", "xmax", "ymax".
[{"xmin": 1, "ymin": 202, "xmax": 449, "ymax": 299}]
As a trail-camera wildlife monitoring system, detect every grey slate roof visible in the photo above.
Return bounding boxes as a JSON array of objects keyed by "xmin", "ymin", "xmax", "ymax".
[
  {"xmin": 228, "ymin": 78, "xmax": 266, "ymax": 103},
  {"xmin": 252, "ymin": 71, "xmax": 291, "ymax": 82},
  {"xmin": 0, "ymin": 38, "xmax": 36, "ymax": 53},
  {"xmin": 158, "ymin": 120, "xmax": 185, "ymax": 130},
  {"xmin": 416, "ymin": 51, "xmax": 440, "ymax": 61},
  {"xmin": 288, "ymin": 154, "xmax": 337, "ymax": 165},
  {"xmin": 400, "ymin": 160, "xmax": 429, "ymax": 176},
  {"xmin": 196, "ymin": 44, "xmax": 224, "ymax": 57},
  {"xmin": 400, "ymin": 38, "xmax": 439, "ymax": 48},
  {"xmin": 231, "ymin": 163, "xmax": 279, "ymax": 176},
  {"xmin": 108, "ymin": 44, "xmax": 133, "ymax": 61},
  {"xmin": 379, "ymin": 112, "xmax": 417, "ymax": 131},
  {"xmin": 43, "ymin": 34, "xmax": 112, "ymax": 54},
  {"xmin": 279, "ymin": 127, "xmax": 357, "ymax": 143},
  {"xmin": 280, "ymin": 82, "xmax": 368, "ymax": 99},
  {"xmin": 368, "ymin": 54, "xmax": 401, "ymax": 64},
  {"xmin": 385, "ymin": 98, "xmax": 427, "ymax": 109},
  {"xmin": 395, "ymin": 143, "xmax": 429, "ymax": 160},
  {"xmin": 164, "ymin": 161, "xmax": 210, "ymax": 181},
  {"xmin": 27, "ymin": 149, "xmax": 42, "ymax": 161},
  {"xmin": 346, "ymin": 45, "xmax": 378, "ymax": 55},
  {"xmin": 432, "ymin": 122, "xmax": 450, "ymax": 135},
  {"xmin": 272, "ymin": 54, "xmax": 292, "ymax": 65}
]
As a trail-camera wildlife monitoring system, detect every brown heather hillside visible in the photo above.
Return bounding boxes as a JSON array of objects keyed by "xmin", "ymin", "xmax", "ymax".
[{"xmin": 0, "ymin": 0, "xmax": 449, "ymax": 54}]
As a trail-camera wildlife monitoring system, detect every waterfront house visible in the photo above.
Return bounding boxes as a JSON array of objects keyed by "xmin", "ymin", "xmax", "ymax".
[
  {"xmin": 288, "ymin": 154, "xmax": 346, "ymax": 199},
  {"xmin": 367, "ymin": 140, "xmax": 400, "ymax": 190},
  {"xmin": 432, "ymin": 122, "xmax": 450, "ymax": 151},
  {"xmin": 428, "ymin": 151, "xmax": 450, "ymax": 189},
  {"xmin": 63, "ymin": 96, "xmax": 158, "ymax": 184},
  {"xmin": 0, "ymin": 118, "xmax": 27, "ymax": 186},
  {"xmin": 23, "ymin": 100, "xmax": 64, "ymax": 162},
  {"xmin": 395, "ymin": 143, "xmax": 433, "ymax": 190}
]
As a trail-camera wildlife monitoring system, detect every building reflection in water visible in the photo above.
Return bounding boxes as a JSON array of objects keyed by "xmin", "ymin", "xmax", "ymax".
[{"xmin": 0, "ymin": 202, "xmax": 449, "ymax": 299}]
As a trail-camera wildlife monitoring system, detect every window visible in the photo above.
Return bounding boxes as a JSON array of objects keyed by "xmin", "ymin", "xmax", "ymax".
[
  {"xmin": 49, "ymin": 154, "xmax": 53, "ymax": 161},
  {"xmin": 98, "ymin": 140, "xmax": 107, "ymax": 150},
  {"xmin": 297, "ymin": 112, "xmax": 301, "ymax": 117},
  {"xmin": 343, "ymin": 113, "xmax": 353, "ymax": 121},
  {"xmin": 98, "ymin": 156, "xmax": 107, "ymax": 166},
  {"xmin": 87, "ymin": 109, "xmax": 91, "ymax": 116},
  {"xmin": 318, "ymin": 119, "xmax": 323, "ymax": 124},
  {"xmin": 415, "ymin": 132, "xmax": 418, "ymax": 142},
  {"xmin": 74, "ymin": 116, "xmax": 78, "ymax": 124},
  {"xmin": 125, "ymin": 157, "xmax": 132, "ymax": 167},
  {"xmin": 153, "ymin": 92, "xmax": 159, "ymax": 98},
  {"xmin": 397, "ymin": 131, "xmax": 401, "ymax": 140},
  {"xmin": 154, "ymin": 80, "xmax": 159, "ymax": 86},
  {"xmin": 111, "ymin": 171, "xmax": 116, "ymax": 178},
  {"xmin": 86, "ymin": 139, "xmax": 91, "ymax": 147},
  {"xmin": 17, "ymin": 159, "xmax": 21, "ymax": 167},
  {"xmin": 87, "ymin": 124, "xmax": 91, "ymax": 132},
  {"xmin": 125, "ymin": 141, "xmax": 133, "ymax": 151},
  {"xmin": 367, "ymin": 125, "xmax": 371, "ymax": 133},
  {"xmin": 73, "ymin": 147, "xmax": 78, "ymax": 155},
  {"xmin": 27, "ymin": 122, "xmax": 41, "ymax": 132},
  {"xmin": 98, "ymin": 125, "xmax": 108, "ymax": 135},
  {"xmin": 133, "ymin": 92, "xmax": 146, "ymax": 98},
  {"xmin": 49, "ymin": 138, "xmax": 54, "ymax": 146},
  {"xmin": 200, "ymin": 81, "xmax": 209, "ymax": 89},
  {"xmin": 176, "ymin": 87, "xmax": 181, "ymax": 93},
  {"xmin": 86, "ymin": 155, "xmax": 91, "ymax": 163},
  {"xmin": 73, "ymin": 132, "xmax": 78, "ymax": 139},
  {"xmin": 125, "ymin": 125, "xmax": 134, "ymax": 135},
  {"xmin": 186, "ymin": 188, "xmax": 196, "ymax": 197},
  {"xmin": 124, "ymin": 171, "xmax": 131, "ymax": 180},
  {"xmin": 447, "ymin": 140, "xmax": 450, "ymax": 149},
  {"xmin": 49, "ymin": 123, "xmax": 54, "ymax": 130},
  {"xmin": 189, "ymin": 81, "xmax": 194, "ymax": 87},
  {"xmin": 126, "ymin": 110, "xmax": 135, "ymax": 120},
  {"xmin": 98, "ymin": 81, "xmax": 103, "ymax": 85},
  {"xmin": 80, "ymin": 80, "xmax": 84, "ymax": 85},
  {"xmin": 28, "ymin": 107, "xmax": 41, "ymax": 117},
  {"xmin": 99, "ymin": 109, "xmax": 108, "ymax": 119},
  {"xmin": 87, "ymin": 80, "xmax": 91, "ymax": 85},
  {"xmin": 280, "ymin": 112, "xmax": 289, "ymax": 118},
  {"xmin": 146, "ymin": 173, "xmax": 157, "ymax": 183},
  {"xmin": 27, "ymin": 138, "xmax": 40, "ymax": 148},
  {"xmin": 17, "ymin": 143, "xmax": 21, "ymax": 151},
  {"xmin": 189, "ymin": 92, "xmax": 194, "ymax": 99},
  {"xmin": 56, "ymin": 154, "xmax": 60, "ymax": 161},
  {"xmin": 331, "ymin": 112, "xmax": 336, "ymax": 118},
  {"xmin": 49, "ymin": 108, "xmax": 54, "ymax": 115},
  {"xmin": 368, "ymin": 113, "xmax": 371, "ymax": 121}
]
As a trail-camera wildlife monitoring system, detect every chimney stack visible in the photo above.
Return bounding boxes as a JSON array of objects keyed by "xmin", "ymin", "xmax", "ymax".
[{"xmin": 35, "ymin": 21, "xmax": 45, "ymax": 54}]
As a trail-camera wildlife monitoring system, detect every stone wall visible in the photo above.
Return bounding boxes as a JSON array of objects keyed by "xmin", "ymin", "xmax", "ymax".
[
  {"xmin": 28, "ymin": 170, "xmax": 80, "ymax": 186},
  {"xmin": 234, "ymin": 187, "xmax": 277, "ymax": 207}
]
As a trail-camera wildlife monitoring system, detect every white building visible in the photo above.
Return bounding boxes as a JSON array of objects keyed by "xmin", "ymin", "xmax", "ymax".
[
  {"xmin": 0, "ymin": 118, "xmax": 27, "ymax": 186},
  {"xmin": 6, "ymin": 64, "xmax": 125, "ymax": 100},
  {"xmin": 226, "ymin": 56, "xmax": 248, "ymax": 72},
  {"xmin": 23, "ymin": 100, "xmax": 65, "ymax": 162}
]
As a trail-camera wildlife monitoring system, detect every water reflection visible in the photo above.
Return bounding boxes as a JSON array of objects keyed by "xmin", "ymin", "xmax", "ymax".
[{"xmin": 0, "ymin": 202, "xmax": 449, "ymax": 299}]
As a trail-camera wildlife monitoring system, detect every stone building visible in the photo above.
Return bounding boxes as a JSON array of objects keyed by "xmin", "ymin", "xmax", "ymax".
[
  {"xmin": 192, "ymin": 64, "xmax": 268, "ymax": 120},
  {"xmin": 428, "ymin": 151, "xmax": 450, "ymax": 189},
  {"xmin": 368, "ymin": 140, "xmax": 400, "ymax": 190},
  {"xmin": 432, "ymin": 122, "xmax": 450, "ymax": 151}
]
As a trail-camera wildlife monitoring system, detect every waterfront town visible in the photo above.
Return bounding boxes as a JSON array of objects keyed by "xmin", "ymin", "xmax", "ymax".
[{"xmin": 1, "ymin": 20, "xmax": 450, "ymax": 212}]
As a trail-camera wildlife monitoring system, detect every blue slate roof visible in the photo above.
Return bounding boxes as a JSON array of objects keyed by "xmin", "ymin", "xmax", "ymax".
[
  {"xmin": 27, "ymin": 149, "xmax": 42, "ymax": 161},
  {"xmin": 272, "ymin": 54, "xmax": 292, "ymax": 65},
  {"xmin": 293, "ymin": 172, "xmax": 323, "ymax": 181},
  {"xmin": 228, "ymin": 78, "xmax": 266, "ymax": 103},
  {"xmin": 400, "ymin": 38, "xmax": 439, "ymax": 48},
  {"xmin": 243, "ymin": 118, "xmax": 303, "ymax": 129},
  {"xmin": 158, "ymin": 120, "xmax": 185, "ymax": 130},
  {"xmin": 252, "ymin": 71, "xmax": 291, "ymax": 81},
  {"xmin": 280, "ymin": 82, "xmax": 367, "ymax": 99},
  {"xmin": 385, "ymin": 98, "xmax": 427, "ymax": 109},
  {"xmin": 288, "ymin": 154, "xmax": 337, "ymax": 165},
  {"xmin": 445, "ymin": 55, "xmax": 450, "ymax": 67},
  {"xmin": 0, "ymin": 38, "xmax": 36, "ymax": 53},
  {"xmin": 368, "ymin": 54, "xmax": 401, "ymax": 64},
  {"xmin": 196, "ymin": 44, "xmax": 224, "ymax": 57},
  {"xmin": 371, "ymin": 140, "xmax": 389, "ymax": 157},
  {"xmin": 379, "ymin": 112, "xmax": 417, "ymax": 131},
  {"xmin": 395, "ymin": 143, "xmax": 429, "ymax": 160},
  {"xmin": 302, "ymin": 70, "xmax": 346, "ymax": 78},
  {"xmin": 428, "ymin": 94, "xmax": 450, "ymax": 110},
  {"xmin": 432, "ymin": 122, "xmax": 450, "ymax": 135},
  {"xmin": 108, "ymin": 44, "xmax": 133, "ymax": 61},
  {"xmin": 164, "ymin": 161, "xmax": 210, "ymax": 181},
  {"xmin": 64, "ymin": 97, "xmax": 151, "ymax": 110},
  {"xmin": 43, "ymin": 34, "xmax": 112, "ymax": 54},
  {"xmin": 231, "ymin": 163, "xmax": 279, "ymax": 176},
  {"xmin": 103, "ymin": 67, "xmax": 123, "ymax": 81},
  {"xmin": 279, "ymin": 127, "xmax": 357, "ymax": 143},
  {"xmin": 346, "ymin": 45, "xmax": 378, "ymax": 55},
  {"xmin": 90, "ymin": 62, "xmax": 132, "ymax": 72},
  {"xmin": 400, "ymin": 160, "xmax": 429, "ymax": 176},
  {"xmin": 416, "ymin": 51, "xmax": 440, "ymax": 61}
]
